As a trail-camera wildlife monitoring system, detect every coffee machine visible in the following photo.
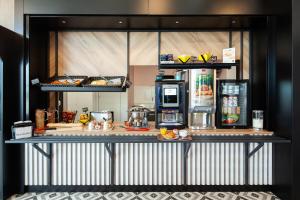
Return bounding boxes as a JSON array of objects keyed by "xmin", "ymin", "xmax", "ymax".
[{"xmin": 155, "ymin": 80, "xmax": 187, "ymax": 129}]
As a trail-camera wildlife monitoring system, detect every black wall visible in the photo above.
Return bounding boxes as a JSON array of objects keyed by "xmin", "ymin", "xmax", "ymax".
[
  {"xmin": 292, "ymin": 0, "xmax": 300, "ymax": 199},
  {"xmin": 28, "ymin": 28, "xmax": 49, "ymax": 120},
  {"xmin": 0, "ymin": 26, "xmax": 24, "ymax": 199},
  {"xmin": 11, "ymin": 0, "xmax": 299, "ymax": 199},
  {"xmin": 270, "ymin": 11, "xmax": 293, "ymax": 200}
]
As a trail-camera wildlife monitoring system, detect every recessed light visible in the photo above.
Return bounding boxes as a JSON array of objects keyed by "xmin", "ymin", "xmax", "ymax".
[
  {"xmin": 232, "ymin": 20, "xmax": 236, "ymax": 24},
  {"xmin": 61, "ymin": 20, "xmax": 66, "ymax": 24},
  {"xmin": 118, "ymin": 21, "xmax": 123, "ymax": 24},
  {"xmin": 175, "ymin": 21, "xmax": 180, "ymax": 24}
]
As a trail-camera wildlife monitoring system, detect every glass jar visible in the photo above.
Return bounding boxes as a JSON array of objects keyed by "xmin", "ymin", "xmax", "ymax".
[
  {"xmin": 35, "ymin": 109, "xmax": 47, "ymax": 129},
  {"xmin": 252, "ymin": 110, "xmax": 264, "ymax": 130}
]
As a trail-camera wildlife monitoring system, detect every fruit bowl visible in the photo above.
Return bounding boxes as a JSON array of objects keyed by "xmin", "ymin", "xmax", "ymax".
[{"xmin": 178, "ymin": 55, "xmax": 191, "ymax": 64}]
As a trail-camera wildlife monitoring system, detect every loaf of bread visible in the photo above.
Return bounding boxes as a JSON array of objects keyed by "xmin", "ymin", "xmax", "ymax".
[{"xmin": 90, "ymin": 80, "xmax": 107, "ymax": 86}]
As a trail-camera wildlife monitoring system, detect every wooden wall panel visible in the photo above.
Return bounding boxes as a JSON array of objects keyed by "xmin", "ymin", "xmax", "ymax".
[
  {"xmin": 49, "ymin": 32, "xmax": 56, "ymax": 77},
  {"xmin": 243, "ymin": 32, "xmax": 250, "ymax": 79},
  {"xmin": 130, "ymin": 32, "xmax": 158, "ymax": 65},
  {"xmin": 0, "ymin": 0, "xmax": 14, "ymax": 31},
  {"xmin": 49, "ymin": 31, "xmax": 249, "ymax": 114},
  {"xmin": 161, "ymin": 32, "xmax": 230, "ymax": 59},
  {"xmin": 57, "ymin": 32, "xmax": 127, "ymax": 76},
  {"xmin": 232, "ymin": 31, "xmax": 241, "ymax": 59}
]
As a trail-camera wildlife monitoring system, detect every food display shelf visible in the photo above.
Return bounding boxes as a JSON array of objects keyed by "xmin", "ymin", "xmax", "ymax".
[
  {"xmin": 37, "ymin": 76, "xmax": 127, "ymax": 92},
  {"xmin": 159, "ymin": 61, "xmax": 240, "ymax": 70},
  {"xmin": 40, "ymin": 85, "xmax": 126, "ymax": 92}
]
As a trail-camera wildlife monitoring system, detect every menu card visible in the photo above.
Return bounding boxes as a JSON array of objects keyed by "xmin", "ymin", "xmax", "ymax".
[{"xmin": 223, "ymin": 48, "xmax": 236, "ymax": 63}]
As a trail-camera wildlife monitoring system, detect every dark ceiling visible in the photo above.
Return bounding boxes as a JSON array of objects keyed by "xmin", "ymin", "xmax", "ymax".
[{"xmin": 29, "ymin": 15, "xmax": 268, "ymax": 31}]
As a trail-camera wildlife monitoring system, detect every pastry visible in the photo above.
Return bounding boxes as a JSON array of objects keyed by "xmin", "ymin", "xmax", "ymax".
[{"xmin": 91, "ymin": 80, "xmax": 107, "ymax": 86}]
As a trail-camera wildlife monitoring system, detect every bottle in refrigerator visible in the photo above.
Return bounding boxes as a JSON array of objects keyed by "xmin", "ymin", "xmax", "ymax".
[{"xmin": 216, "ymin": 80, "xmax": 249, "ymax": 128}]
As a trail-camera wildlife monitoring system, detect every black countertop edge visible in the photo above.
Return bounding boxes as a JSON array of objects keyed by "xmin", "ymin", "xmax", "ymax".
[{"xmin": 5, "ymin": 135, "xmax": 291, "ymax": 144}]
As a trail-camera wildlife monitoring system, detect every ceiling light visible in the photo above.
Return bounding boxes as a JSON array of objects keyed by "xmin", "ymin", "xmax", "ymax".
[
  {"xmin": 118, "ymin": 21, "xmax": 123, "ymax": 24},
  {"xmin": 232, "ymin": 20, "xmax": 236, "ymax": 24},
  {"xmin": 61, "ymin": 20, "xmax": 66, "ymax": 24},
  {"xmin": 175, "ymin": 21, "xmax": 180, "ymax": 24}
]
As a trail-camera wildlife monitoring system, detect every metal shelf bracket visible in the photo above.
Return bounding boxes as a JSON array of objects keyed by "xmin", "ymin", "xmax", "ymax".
[
  {"xmin": 105, "ymin": 143, "xmax": 113, "ymax": 158},
  {"xmin": 184, "ymin": 143, "xmax": 192, "ymax": 158},
  {"xmin": 32, "ymin": 143, "xmax": 53, "ymax": 185},
  {"xmin": 32, "ymin": 143, "xmax": 51, "ymax": 159},
  {"xmin": 248, "ymin": 142, "xmax": 264, "ymax": 158}
]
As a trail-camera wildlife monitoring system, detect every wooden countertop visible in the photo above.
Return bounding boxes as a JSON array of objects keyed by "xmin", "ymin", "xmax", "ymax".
[{"xmin": 41, "ymin": 122, "xmax": 273, "ymax": 137}]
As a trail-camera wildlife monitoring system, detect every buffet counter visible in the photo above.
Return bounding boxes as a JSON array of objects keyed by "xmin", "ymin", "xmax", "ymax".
[
  {"xmin": 5, "ymin": 123, "xmax": 289, "ymax": 186},
  {"xmin": 38, "ymin": 122, "xmax": 274, "ymax": 137}
]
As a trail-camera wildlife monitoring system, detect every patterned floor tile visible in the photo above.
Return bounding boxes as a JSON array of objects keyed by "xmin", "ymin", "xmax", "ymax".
[
  {"xmin": 205, "ymin": 192, "xmax": 239, "ymax": 200},
  {"xmin": 136, "ymin": 192, "xmax": 170, "ymax": 200},
  {"xmin": 171, "ymin": 192, "xmax": 204, "ymax": 200},
  {"xmin": 8, "ymin": 192, "xmax": 281, "ymax": 200},
  {"xmin": 36, "ymin": 192, "xmax": 70, "ymax": 200},
  {"xmin": 12, "ymin": 193, "xmax": 37, "ymax": 200},
  {"xmin": 69, "ymin": 192, "xmax": 103, "ymax": 200},
  {"xmin": 238, "ymin": 192, "xmax": 280, "ymax": 200},
  {"xmin": 104, "ymin": 192, "xmax": 136, "ymax": 200}
]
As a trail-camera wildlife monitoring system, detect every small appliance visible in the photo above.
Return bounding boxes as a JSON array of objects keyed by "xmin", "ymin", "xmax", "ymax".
[
  {"xmin": 216, "ymin": 80, "xmax": 250, "ymax": 128},
  {"xmin": 128, "ymin": 106, "xmax": 150, "ymax": 128},
  {"xmin": 155, "ymin": 80, "xmax": 187, "ymax": 129},
  {"xmin": 90, "ymin": 111, "xmax": 114, "ymax": 122},
  {"xmin": 189, "ymin": 69, "xmax": 215, "ymax": 129}
]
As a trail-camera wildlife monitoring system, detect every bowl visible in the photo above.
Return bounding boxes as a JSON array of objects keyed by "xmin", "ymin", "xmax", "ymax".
[
  {"xmin": 178, "ymin": 55, "xmax": 191, "ymax": 64},
  {"xmin": 198, "ymin": 53, "xmax": 212, "ymax": 62},
  {"xmin": 179, "ymin": 130, "xmax": 188, "ymax": 138}
]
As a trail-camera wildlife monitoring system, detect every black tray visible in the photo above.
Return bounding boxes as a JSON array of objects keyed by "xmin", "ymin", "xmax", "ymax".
[
  {"xmin": 40, "ymin": 76, "xmax": 88, "ymax": 87},
  {"xmin": 82, "ymin": 76, "xmax": 126, "ymax": 88}
]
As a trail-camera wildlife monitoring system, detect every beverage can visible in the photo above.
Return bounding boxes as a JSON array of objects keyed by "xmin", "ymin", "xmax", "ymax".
[
  {"xmin": 234, "ymin": 85, "xmax": 240, "ymax": 95},
  {"xmin": 233, "ymin": 96, "xmax": 238, "ymax": 106},
  {"xmin": 228, "ymin": 85, "xmax": 234, "ymax": 94},
  {"xmin": 228, "ymin": 96, "xmax": 233, "ymax": 107},
  {"xmin": 222, "ymin": 85, "xmax": 228, "ymax": 94},
  {"xmin": 223, "ymin": 96, "xmax": 228, "ymax": 107},
  {"xmin": 222, "ymin": 106, "xmax": 228, "ymax": 114},
  {"xmin": 167, "ymin": 54, "xmax": 173, "ymax": 61},
  {"xmin": 228, "ymin": 107, "xmax": 232, "ymax": 114},
  {"xmin": 236, "ymin": 106, "xmax": 241, "ymax": 114},
  {"xmin": 160, "ymin": 54, "xmax": 167, "ymax": 61}
]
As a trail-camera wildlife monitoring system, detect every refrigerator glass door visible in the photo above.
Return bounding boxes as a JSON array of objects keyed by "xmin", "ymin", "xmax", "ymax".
[{"xmin": 217, "ymin": 80, "xmax": 249, "ymax": 128}]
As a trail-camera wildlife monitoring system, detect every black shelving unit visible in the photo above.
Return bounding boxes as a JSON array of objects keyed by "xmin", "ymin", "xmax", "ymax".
[{"xmin": 159, "ymin": 61, "xmax": 240, "ymax": 70}]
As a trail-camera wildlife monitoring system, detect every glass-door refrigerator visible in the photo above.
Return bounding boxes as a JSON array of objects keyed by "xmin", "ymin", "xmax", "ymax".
[{"xmin": 216, "ymin": 80, "xmax": 250, "ymax": 128}]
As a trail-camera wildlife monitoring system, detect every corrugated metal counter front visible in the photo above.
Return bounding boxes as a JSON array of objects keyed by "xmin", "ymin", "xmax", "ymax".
[{"xmin": 5, "ymin": 127, "xmax": 290, "ymax": 186}]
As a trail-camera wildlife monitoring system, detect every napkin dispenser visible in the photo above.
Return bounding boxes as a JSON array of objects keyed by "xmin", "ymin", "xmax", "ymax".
[{"xmin": 11, "ymin": 121, "xmax": 33, "ymax": 139}]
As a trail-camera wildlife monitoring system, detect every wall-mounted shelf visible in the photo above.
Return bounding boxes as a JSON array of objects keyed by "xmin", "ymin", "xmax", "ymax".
[
  {"xmin": 33, "ymin": 76, "xmax": 128, "ymax": 92},
  {"xmin": 159, "ymin": 61, "xmax": 240, "ymax": 70},
  {"xmin": 40, "ymin": 85, "xmax": 127, "ymax": 92}
]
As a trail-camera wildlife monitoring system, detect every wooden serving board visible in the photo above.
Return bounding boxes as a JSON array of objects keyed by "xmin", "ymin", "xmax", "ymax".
[
  {"xmin": 190, "ymin": 128, "xmax": 273, "ymax": 136},
  {"xmin": 47, "ymin": 123, "xmax": 83, "ymax": 128},
  {"xmin": 157, "ymin": 134, "xmax": 192, "ymax": 141}
]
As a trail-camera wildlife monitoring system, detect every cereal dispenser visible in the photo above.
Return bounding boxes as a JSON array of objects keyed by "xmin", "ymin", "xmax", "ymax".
[{"xmin": 189, "ymin": 69, "xmax": 215, "ymax": 129}]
